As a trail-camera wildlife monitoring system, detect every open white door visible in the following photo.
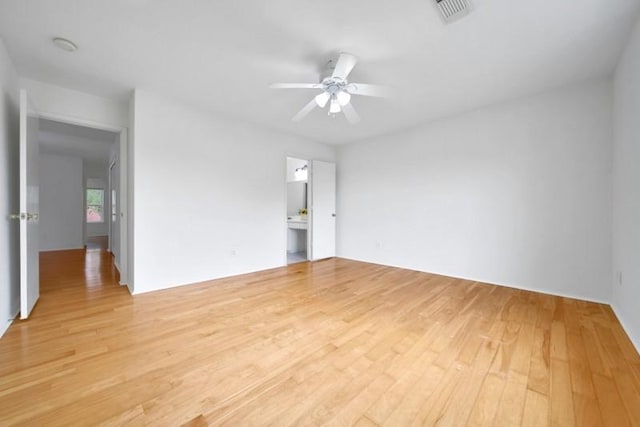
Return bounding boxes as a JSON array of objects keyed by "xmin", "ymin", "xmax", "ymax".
[
  {"xmin": 310, "ymin": 160, "xmax": 336, "ymax": 260},
  {"xmin": 19, "ymin": 89, "xmax": 40, "ymax": 319}
]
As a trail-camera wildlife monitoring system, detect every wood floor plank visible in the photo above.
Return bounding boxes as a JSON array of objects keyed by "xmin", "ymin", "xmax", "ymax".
[
  {"xmin": 528, "ymin": 326, "xmax": 551, "ymax": 396},
  {"xmin": 434, "ymin": 338, "xmax": 499, "ymax": 426},
  {"xmin": 522, "ymin": 389, "xmax": 549, "ymax": 427},
  {"xmin": 0, "ymin": 248, "xmax": 637, "ymax": 425},
  {"xmin": 592, "ymin": 373, "xmax": 632, "ymax": 426},
  {"xmin": 551, "ymin": 320, "xmax": 568, "ymax": 361},
  {"xmin": 467, "ymin": 373, "xmax": 506, "ymax": 427},
  {"xmin": 573, "ymin": 393, "xmax": 604, "ymax": 427},
  {"xmin": 382, "ymin": 364, "xmax": 445, "ymax": 425},
  {"xmin": 567, "ymin": 329, "xmax": 597, "ymax": 398},
  {"xmin": 613, "ymin": 368, "xmax": 640, "ymax": 425},
  {"xmin": 493, "ymin": 371, "xmax": 528, "ymax": 426},
  {"xmin": 550, "ymin": 359, "xmax": 575, "ymax": 426},
  {"xmin": 410, "ymin": 361, "xmax": 468, "ymax": 426}
]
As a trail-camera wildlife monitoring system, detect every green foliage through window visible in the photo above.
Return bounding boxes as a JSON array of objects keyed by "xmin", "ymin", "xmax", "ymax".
[{"xmin": 87, "ymin": 189, "xmax": 104, "ymax": 223}]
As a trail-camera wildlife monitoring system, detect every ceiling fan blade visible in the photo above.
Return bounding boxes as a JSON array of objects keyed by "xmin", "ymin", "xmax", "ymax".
[
  {"xmin": 332, "ymin": 53, "xmax": 357, "ymax": 80},
  {"xmin": 341, "ymin": 102, "xmax": 361, "ymax": 124},
  {"xmin": 292, "ymin": 98, "xmax": 318, "ymax": 122},
  {"xmin": 346, "ymin": 83, "xmax": 390, "ymax": 98},
  {"xmin": 270, "ymin": 83, "xmax": 322, "ymax": 89}
]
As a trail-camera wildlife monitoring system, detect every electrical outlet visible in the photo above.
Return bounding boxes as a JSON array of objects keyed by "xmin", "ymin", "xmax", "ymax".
[
  {"xmin": 376, "ymin": 241, "xmax": 383, "ymax": 249},
  {"xmin": 231, "ymin": 249, "xmax": 237, "ymax": 256},
  {"xmin": 618, "ymin": 271, "xmax": 623, "ymax": 285}
]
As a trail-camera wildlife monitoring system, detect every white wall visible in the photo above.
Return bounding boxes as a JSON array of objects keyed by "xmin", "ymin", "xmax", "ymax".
[
  {"xmin": 338, "ymin": 80, "xmax": 613, "ymax": 303},
  {"xmin": 0, "ymin": 38, "xmax": 20, "ymax": 337},
  {"xmin": 130, "ymin": 89, "xmax": 335, "ymax": 293},
  {"xmin": 39, "ymin": 153, "xmax": 84, "ymax": 251},
  {"xmin": 612, "ymin": 16, "xmax": 640, "ymax": 351},
  {"xmin": 84, "ymin": 161, "xmax": 109, "ymax": 238},
  {"xmin": 287, "ymin": 157, "xmax": 307, "ymax": 182},
  {"xmin": 20, "ymin": 78, "xmax": 128, "ymax": 129}
]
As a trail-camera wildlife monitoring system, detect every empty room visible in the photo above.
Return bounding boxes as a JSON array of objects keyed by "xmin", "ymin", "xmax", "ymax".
[{"xmin": 1, "ymin": 0, "xmax": 639, "ymax": 425}]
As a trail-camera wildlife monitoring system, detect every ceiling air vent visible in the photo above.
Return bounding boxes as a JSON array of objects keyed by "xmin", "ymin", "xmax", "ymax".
[{"xmin": 435, "ymin": 0, "xmax": 472, "ymax": 23}]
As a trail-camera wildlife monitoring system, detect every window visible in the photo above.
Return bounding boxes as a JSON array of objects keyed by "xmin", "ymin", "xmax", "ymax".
[{"xmin": 86, "ymin": 189, "xmax": 104, "ymax": 223}]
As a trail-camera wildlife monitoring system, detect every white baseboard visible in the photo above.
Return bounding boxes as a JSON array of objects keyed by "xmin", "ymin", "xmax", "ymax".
[
  {"xmin": 0, "ymin": 319, "xmax": 13, "ymax": 339},
  {"xmin": 337, "ymin": 256, "xmax": 610, "ymax": 305},
  {"xmin": 113, "ymin": 260, "xmax": 127, "ymax": 287},
  {"xmin": 39, "ymin": 246, "xmax": 84, "ymax": 253},
  {"xmin": 0, "ymin": 308, "xmax": 19, "ymax": 339},
  {"xmin": 338, "ymin": 256, "xmax": 640, "ymax": 354},
  {"xmin": 611, "ymin": 303, "xmax": 640, "ymax": 354}
]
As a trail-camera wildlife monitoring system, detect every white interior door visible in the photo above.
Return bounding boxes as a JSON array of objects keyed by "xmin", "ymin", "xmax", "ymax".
[
  {"xmin": 19, "ymin": 89, "xmax": 40, "ymax": 319},
  {"xmin": 310, "ymin": 160, "xmax": 336, "ymax": 260}
]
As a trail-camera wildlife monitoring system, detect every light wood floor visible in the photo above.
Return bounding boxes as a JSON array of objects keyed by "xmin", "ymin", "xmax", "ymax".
[{"xmin": 0, "ymin": 250, "xmax": 639, "ymax": 426}]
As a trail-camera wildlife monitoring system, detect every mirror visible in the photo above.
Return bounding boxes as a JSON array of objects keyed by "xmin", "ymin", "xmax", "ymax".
[{"xmin": 287, "ymin": 181, "xmax": 307, "ymax": 216}]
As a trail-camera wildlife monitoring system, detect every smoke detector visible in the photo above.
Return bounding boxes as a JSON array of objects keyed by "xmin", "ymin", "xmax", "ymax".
[{"xmin": 435, "ymin": 0, "xmax": 472, "ymax": 23}]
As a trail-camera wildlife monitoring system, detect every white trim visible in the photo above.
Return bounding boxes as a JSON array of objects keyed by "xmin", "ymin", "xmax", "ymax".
[
  {"xmin": 282, "ymin": 156, "xmax": 288, "ymax": 266},
  {"xmin": 284, "ymin": 155, "xmax": 311, "ymax": 266},
  {"xmin": 1, "ymin": 319, "xmax": 13, "ymax": 338},
  {"xmin": 0, "ymin": 307, "xmax": 19, "ymax": 338},
  {"xmin": 129, "ymin": 265, "xmax": 283, "ymax": 295},
  {"xmin": 118, "ymin": 129, "xmax": 129, "ymax": 286},
  {"xmin": 611, "ymin": 303, "xmax": 640, "ymax": 354},
  {"xmin": 37, "ymin": 112, "xmax": 123, "ymax": 133},
  {"xmin": 336, "ymin": 256, "xmax": 612, "ymax": 305},
  {"xmin": 36, "ymin": 112, "xmax": 130, "ymax": 288},
  {"xmin": 107, "ymin": 160, "xmax": 115, "ymax": 253}
]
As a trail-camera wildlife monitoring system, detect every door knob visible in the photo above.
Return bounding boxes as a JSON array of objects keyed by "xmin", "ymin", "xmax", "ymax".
[
  {"xmin": 27, "ymin": 213, "xmax": 39, "ymax": 221},
  {"xmin": 332, "ymin": 213, "xmax": 336, "ymax": 217},
  {"xmin": 9, "ymin": 213, "xmax": 26, "ymax": 220}
]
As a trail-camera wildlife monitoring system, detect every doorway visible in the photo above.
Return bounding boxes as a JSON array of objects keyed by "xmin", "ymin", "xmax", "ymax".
[
  {"xmin": 14, "ymin": 88, "xmax": 130, "ymax": 321},
  {"xmin": 36, "ymin": 119, "xmax": 126, "ymax": 305},
  {"xmin": 36, "ymin": 113, "xmax": 129, "ymax": 289},
  {"xmin": 286, "ymin": 157, "xmax": 309, "ymax": 264},
  {"xmin": 38, "ymin": 118, "xmax": 118, "ymax": 255}
]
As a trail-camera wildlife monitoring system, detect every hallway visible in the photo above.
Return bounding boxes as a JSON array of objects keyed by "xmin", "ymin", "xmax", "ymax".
[{"xmin": 39, "ymin": 236, "xmax": 120, "ymax": 295}]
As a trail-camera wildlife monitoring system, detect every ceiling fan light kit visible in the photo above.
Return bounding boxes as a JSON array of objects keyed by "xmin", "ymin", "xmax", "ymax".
[
  {"xmin": 269, "ymin": 52, "xmax": 388, "ymax": 124},
  {"xmin": 329, "ymin": 97, "xmax": 341, "ymax": 114},
  {"xmin": 315, "ymin": 92, "xmax": 330, "ymax": 108}
]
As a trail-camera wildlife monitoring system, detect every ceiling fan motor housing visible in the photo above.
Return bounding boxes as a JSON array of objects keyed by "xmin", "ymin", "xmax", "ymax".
[{"xmin": 322, "ymin": 77, "xmax": 347, "ymax": 94}]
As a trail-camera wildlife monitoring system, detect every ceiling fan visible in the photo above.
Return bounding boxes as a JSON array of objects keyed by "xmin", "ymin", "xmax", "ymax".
[{"xmin": 270, "ymin": 53, "xmax": 388, "ymax": 124}]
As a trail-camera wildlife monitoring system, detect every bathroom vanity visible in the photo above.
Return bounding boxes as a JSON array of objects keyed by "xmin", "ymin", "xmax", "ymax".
[{"xmin": 287, "ymin": 215, "xmax": 307, "ymax": 254}]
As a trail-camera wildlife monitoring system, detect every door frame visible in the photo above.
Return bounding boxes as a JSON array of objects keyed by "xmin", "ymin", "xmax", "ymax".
[
  {"xmin": 284, "ymin": 155, "xmax": 312, "ymax": 265},
  {"xmin": 108, "ymin": 158, "xmax": 116, "ymax": 254},
  {"xmin": 37, "ymin": 112, "xmax": 130, "ymax": 286}
]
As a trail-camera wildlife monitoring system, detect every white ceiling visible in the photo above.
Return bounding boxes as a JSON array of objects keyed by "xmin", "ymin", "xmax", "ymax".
[
  {"xmin": 39, "ymin": 118, "xmax": 117, "ymax": 164},
  {"xmin": 1, "ymin": 0, "xmax": 639, "ymax": 144}
]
